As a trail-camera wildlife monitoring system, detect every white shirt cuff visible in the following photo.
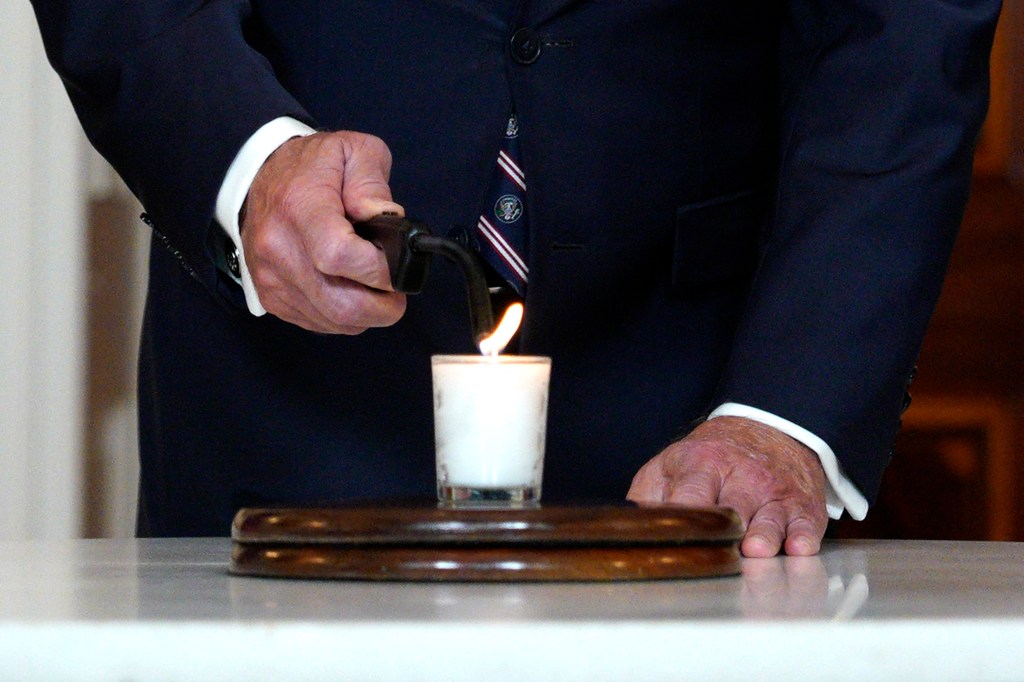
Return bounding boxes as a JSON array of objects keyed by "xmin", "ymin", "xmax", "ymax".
[
  {"xmin": 707, "ymin": 402, "xmax": 869, "ymax": 521},
  {"xmin": 214, "ymin": 116, "xmax": 317, "ymax": 316}
]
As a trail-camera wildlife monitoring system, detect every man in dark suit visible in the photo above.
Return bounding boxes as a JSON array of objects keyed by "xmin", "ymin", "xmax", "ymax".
[{"xmin": 31, "ymin": 1, "xmax": 999, "ymax": 555}]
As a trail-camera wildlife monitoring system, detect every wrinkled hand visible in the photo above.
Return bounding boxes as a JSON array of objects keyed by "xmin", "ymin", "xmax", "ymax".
[
  {"xmin": 241, "ymin": 131, "xmax": 406, "ymax": 333},
  {"xmin": 627, "ymin": 416, "xmax": 828, "ymax": 558}
]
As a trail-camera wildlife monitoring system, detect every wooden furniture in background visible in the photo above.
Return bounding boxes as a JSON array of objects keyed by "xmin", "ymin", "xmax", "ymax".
[
  {"xmin": 834, "ymin": 178, "xmax": 1024, "ymax": 541},
  {"xmin": 834, "ymin": 398, "xmax": 1016, "ymax": 541}
]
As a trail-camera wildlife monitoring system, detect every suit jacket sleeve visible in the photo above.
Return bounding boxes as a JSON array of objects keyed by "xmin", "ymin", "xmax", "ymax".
[
  {"xmin": 30, "ymin": 0, "xmax": 316, "ymax": 304},
  {"xmin": 713, "ymin": 0, "xmax": 1000, "ymax": 502}
]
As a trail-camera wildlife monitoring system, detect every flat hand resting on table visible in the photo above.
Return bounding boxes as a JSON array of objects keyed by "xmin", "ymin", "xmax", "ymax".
[{"xmin": 628, "ymin": 416, "xmax": 828, "ymax": 558}]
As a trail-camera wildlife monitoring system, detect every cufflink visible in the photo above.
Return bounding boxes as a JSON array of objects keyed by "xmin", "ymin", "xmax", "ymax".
[{"xmin": 226, "ymin": 243, "xmax": 241, "ymax": 279}]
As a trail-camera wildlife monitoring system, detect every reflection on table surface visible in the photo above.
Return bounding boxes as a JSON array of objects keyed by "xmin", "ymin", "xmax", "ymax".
[{"xmin": 0, "ymin": 538, "xmax": 1021, "ymax": 624}]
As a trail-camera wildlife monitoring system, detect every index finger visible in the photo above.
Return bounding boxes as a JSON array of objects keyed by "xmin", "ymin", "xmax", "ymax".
[{"xmin": 299, "ymin": 203, "xmax": 394, "ymax": 291}]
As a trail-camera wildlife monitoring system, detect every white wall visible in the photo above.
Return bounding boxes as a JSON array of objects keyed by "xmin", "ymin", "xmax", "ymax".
[{"xmin": 0, "ymin": 4, "xmax": 87, "ymax": 539}]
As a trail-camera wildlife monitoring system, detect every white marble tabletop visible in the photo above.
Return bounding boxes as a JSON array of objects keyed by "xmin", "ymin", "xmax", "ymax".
[{"xmin": 0, "ymin": 538, "xmax": 1022, "ymax": 681}]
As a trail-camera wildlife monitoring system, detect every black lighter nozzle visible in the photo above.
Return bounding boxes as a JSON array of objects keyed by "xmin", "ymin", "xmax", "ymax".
[
  {"xmin": 353, "ymin": 214, "xmax": 495, "ymax": 345},
  {"xmin": 408, "ymin": 233, "xmax": 495, "ymax": 345}
]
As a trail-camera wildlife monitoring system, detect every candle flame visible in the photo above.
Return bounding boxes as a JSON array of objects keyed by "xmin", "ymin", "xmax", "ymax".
[{"xmin": 478, "ymin": 303, "xmax": 524, "ymax": 356}]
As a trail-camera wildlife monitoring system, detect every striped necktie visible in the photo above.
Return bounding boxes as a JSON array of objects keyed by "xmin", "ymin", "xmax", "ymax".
[{"xmin": 476, "ymin": 113, "xmax": 528, "ymax": 297}]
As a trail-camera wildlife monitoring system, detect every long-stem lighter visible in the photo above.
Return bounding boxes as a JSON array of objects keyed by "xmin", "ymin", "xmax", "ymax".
[{"xmin": 353, "ymin": 214, "xmax": 496, "ymax": 345}]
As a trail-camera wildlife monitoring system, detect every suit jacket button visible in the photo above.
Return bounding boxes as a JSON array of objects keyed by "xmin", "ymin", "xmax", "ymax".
[
  {"xmin": 446, "ymin": 224, "xmax": 475, "ymax": 249},
  {"xmin": 510, "ymin": 27, "xmax": 541, "ymax": 64}
]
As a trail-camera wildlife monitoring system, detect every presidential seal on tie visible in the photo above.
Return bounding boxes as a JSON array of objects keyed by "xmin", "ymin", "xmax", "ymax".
[{"xmin": 494, "ymin": 194, "xmax": 523, "ymax": 224}]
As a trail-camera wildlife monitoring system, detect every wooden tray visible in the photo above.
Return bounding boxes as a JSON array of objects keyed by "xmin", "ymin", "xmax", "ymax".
[{"xmin": 230, "ymin": 500, "xmax": 743, "ymax": 582}]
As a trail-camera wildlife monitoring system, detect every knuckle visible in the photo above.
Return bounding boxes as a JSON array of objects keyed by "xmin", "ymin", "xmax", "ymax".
[
  {"xmin": 666, "ymin": 478, "xmax": 715, "ymax": 505},
  {"xmin": 312, "ymin": 131, "xmax": 345, "ymax": 156},
  {"xmin": 673, "ymin": 480, "xmax": 709, "ymax": 498},
  {"xmin": 309, "ymin": 243, "xmax": 339, "ymax": 275},
  {"xmin": 388, "ymin": 295, "xmax": 408, "ymax": 322},
  {"xmin": 323, "ymin": 289, "xmax": 372, "ymax": 329},
  {"xmin": 628, "ymin": 461, "xmax": 661, "ymax": 494},
  {"xmin": 248, "ymin": 224, "xmax": 286, "ymax": 262},
  {"xmin": 248, "ymin": 258, "xmax": 283, "ymax": 295},
  {"xmin": 316, "ymin": 241, "xmax": 371, "ymax": 281},
  {"xmin": 748, "ymin": 510, "xmax": 787, "ymax": 537},
  {"xmin": 665, "ymin": 441, "xmax": 715, "ymax": 470},
  {"xmin": 790, "ymin": 505, "xmax": 829, "ymax": 532},
  {"xmin": 361, "ymin": 133, "xmax": 390, "ymax": 158},
  {"xmin": 347, "ymin": 132, "xmax": 393, "ymax": 175}
]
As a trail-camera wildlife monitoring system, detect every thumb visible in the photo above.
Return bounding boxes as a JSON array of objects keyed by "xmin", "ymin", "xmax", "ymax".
[{"xmin": 339, "ymin": 132, "xmax": 404, "ymax": 222}]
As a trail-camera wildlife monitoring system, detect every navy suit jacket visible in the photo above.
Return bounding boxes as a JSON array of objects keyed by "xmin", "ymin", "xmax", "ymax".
[{"xmin": 32, "ymin": 0, "xmax": 999, "ymax": 536}]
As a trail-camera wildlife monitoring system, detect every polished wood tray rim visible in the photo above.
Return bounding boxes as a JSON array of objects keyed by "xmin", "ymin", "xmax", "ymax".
[
  {"xmin": 229, "ymin": 501, "xmax": 743, "ymax": 582},
  {"xmin": 231, "ymin": 501, "xmax": 744, "ymax": 546}
]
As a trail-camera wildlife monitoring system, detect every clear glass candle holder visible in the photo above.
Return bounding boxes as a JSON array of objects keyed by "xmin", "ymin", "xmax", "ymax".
[{"xmin": 431, "ymin": 355, "xmax": 551, "ymax": 505}]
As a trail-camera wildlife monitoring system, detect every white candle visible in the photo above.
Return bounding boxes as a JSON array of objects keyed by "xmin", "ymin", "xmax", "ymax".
[{"xmin": 432, "ymin": 355, "xmax": 550, "ymax": 504}]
